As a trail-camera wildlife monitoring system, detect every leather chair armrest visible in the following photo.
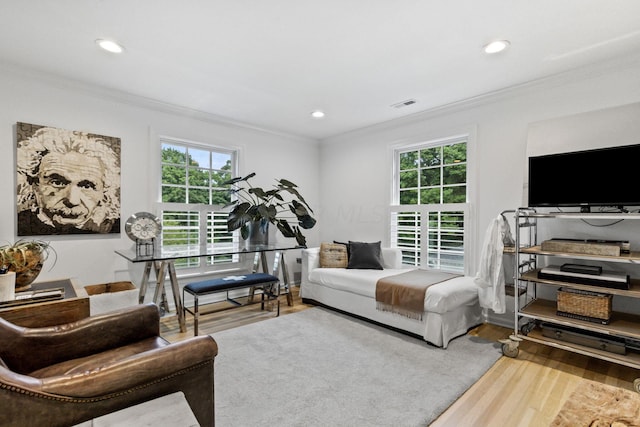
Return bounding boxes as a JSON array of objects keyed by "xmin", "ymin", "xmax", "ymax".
[
  {"xmin": 0, "ymin": 366, "xmax": 43, "ymax": 391},
  {"xmin": 1, "ymin": 304, "xmax": 161, "ymax": 374},
  {"xmin": 39, "ymin": 335, "xmax": 218, "ymax": 397}
]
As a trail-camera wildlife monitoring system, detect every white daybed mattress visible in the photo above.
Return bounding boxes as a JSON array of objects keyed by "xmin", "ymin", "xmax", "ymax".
[{"xmin": 301, "ymin": 248, "xmax": 482, "ymax": 348}]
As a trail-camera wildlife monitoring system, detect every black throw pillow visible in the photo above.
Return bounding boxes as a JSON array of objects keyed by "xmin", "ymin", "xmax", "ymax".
[{"xmin": 347, "ymin": 241, "xmax": 384, "ymax": 270}]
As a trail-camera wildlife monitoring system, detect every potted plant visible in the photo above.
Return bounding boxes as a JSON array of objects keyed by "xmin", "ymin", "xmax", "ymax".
[
  {"xmin": 0, "ymin": 239, "xmax": 56, "ymax": 290},
  {"xmin": 223, "ymin": 173, "xmax": 316, "ymax": 247}
]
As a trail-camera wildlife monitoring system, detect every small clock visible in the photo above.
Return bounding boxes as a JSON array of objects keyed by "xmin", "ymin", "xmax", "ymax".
[
  {"xmin": 125, "ymin": 212, "xmax": 162, "ymax": 256},
  {"xmin": 125, "ymin": 212, "xmax": 162, "ymax": 241}
]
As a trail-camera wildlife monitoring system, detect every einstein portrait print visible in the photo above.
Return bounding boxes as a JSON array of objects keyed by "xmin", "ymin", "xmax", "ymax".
[{"xmin": 16, "ymin": 122, "xmax": 121, "ymax": 236}]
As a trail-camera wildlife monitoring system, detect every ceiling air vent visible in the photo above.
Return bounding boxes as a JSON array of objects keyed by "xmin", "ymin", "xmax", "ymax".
[{"xmin": 391, "ymin": 99, "xmax": 417, "ymax": 109}]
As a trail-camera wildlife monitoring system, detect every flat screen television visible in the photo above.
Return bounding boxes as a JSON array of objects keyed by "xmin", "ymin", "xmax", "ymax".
[{"xmin": 528, "ymin": 143, "xmax": 640, "ymax": 209}]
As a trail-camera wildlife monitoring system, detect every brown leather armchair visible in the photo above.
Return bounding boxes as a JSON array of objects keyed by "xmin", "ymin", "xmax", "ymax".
[{"xmin": 0, "ymin": 303, "xmax": 218, "ymax": 427}]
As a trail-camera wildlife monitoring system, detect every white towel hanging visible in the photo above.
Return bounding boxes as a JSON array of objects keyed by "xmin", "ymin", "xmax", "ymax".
[{"xmin": 475, "ymin": 213, "xmax": 513, "ymax": 314}]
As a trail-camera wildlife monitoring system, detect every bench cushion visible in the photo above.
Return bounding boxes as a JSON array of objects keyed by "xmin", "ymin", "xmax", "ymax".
[{"xmin": 184, "ymin": 273, "xmax": 279, "ymax": 295}]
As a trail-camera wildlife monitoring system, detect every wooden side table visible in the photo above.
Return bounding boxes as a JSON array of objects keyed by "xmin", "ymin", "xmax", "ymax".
[{"xmin": 0, "ymin": 279, "xmax": 90, "ymax": 327}]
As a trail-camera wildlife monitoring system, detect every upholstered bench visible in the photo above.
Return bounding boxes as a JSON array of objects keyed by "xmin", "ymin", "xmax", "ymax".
[{"xmin": 183, "ymin": 273, "xmax": 280, "ymax": 335}]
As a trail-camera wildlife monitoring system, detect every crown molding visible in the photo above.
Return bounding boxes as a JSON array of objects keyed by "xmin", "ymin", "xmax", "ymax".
[
  {"xmin": 0, "ymin": 61, "xmax": 317, "ymax": 144},
  {"xmin": 3, "ymin": 51, "xmax": 639, "ymax": 146},
  {"xmin": 322, "ymin": 52, "xmax": 640, "ymax": 142}
]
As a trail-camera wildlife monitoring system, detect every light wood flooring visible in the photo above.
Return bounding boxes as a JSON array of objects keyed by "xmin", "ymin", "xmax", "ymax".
[{"xmin": 161, "ymin": 291, "xmax": 640, "ymax": 427}]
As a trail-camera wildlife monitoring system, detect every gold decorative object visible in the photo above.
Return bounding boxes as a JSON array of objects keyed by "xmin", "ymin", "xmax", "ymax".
[{"xmin": 0, "ymin": 240, "xmax": 55, "ymax": 291}]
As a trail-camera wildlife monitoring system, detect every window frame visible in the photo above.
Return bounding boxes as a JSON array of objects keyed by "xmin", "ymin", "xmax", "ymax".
[
  {"xmin": 390, "ymin": 132, "xmax": 476, "ymax": 275},
  {"xmin": 157, "ymin": 135, "xmax": 242, "ymax": 275}
]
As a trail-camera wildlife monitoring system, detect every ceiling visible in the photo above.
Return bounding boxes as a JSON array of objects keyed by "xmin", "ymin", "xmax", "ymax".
[{"xmin": 1, "ymin": 1, "xmax": 640, "ymax": 140}]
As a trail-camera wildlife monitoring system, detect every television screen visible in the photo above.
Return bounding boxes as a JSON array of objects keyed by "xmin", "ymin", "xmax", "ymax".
[{"xmin": 528, "ymin": 143, "xmax": 640, "ymax": 208}]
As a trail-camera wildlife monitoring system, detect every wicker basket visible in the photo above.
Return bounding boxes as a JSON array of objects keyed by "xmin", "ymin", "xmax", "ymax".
[{"xmin": 557, "ymin": 287, "xmax": 612, "ymax": 324}]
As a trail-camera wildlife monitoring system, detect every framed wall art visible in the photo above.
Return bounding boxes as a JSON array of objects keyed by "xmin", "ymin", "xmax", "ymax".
[{"xmin": 16, "ymin": 122, "xmax": 121, "ymax": 236}]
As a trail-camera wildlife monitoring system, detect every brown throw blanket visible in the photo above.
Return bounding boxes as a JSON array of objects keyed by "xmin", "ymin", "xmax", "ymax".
[{"xmin": 376, "ymin": 269, "xmax": 461, "ymax": 320}]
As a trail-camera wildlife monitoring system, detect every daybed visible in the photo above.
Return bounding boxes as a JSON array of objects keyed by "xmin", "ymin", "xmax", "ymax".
[{"xmin": 300, "ymin": 245, "xmax": 482, "ymax": 348}]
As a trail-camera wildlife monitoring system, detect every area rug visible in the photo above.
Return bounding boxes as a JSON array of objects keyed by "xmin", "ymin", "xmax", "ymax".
[
  {"xmin": 550, "ymin": 379, "xmax": 640, "ymax": 427},
  {"xmin": 212, "ymin": 307, "xmax": 501, "ymax": 426}
]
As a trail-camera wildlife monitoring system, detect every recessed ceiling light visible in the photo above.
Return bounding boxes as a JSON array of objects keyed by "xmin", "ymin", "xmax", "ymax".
[
  {"xmin": 310, "ymin": 110, "xmax": 325, "ymax": 119},
  {"xmin": 483, "ymin": 40, "xmax": 510, "ymax": 54},
  {"xmin": 96, "ymin": 39, "xmax": 124, "ymax": 54}
]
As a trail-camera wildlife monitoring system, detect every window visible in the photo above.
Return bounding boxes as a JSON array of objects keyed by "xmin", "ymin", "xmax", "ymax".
[
  {"xmin": 398, "ymin": 141, "xmax": 467, "ymax": 204},
  {"xmin": 391, "ymin": 137, "xmax": 469, "ymax": 273},
  {"xmin": 159, "ymin": 138, "xmax": 237, "ymax": 270}
]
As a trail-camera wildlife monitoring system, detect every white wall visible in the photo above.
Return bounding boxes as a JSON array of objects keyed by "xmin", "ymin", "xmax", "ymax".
[
  {"xmin": 2, "ymin": 54, "xmax": 640, "ymax": 292},
  {"xmin": 0, "ymin": 65, "xmax": 320, "ymax": 288},
  {"xmin": 317, "ymin": 55, "xmax": 640, "ymax": 274}
]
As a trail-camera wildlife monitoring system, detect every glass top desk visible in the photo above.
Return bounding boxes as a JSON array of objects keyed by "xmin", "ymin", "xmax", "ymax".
[{"xmin": 115, "ymin": 244, "xmax": 300, "ymax": 333}]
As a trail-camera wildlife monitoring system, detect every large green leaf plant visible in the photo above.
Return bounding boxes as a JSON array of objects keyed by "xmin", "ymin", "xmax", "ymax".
[{"xmin": 223, "ymin": 173, "xmax": 316, "ymax": 247}]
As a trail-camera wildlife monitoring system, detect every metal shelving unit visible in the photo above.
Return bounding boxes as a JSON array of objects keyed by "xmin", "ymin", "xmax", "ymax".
[{"xmin": 501, "ymin": 208, "xmax": 640, "ymax": 391}]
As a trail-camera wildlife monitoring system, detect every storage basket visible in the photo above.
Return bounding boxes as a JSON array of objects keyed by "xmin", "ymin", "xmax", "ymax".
[{"xmin": 557, "ymin": 287, "xmax": 612, "ymax": 324}]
